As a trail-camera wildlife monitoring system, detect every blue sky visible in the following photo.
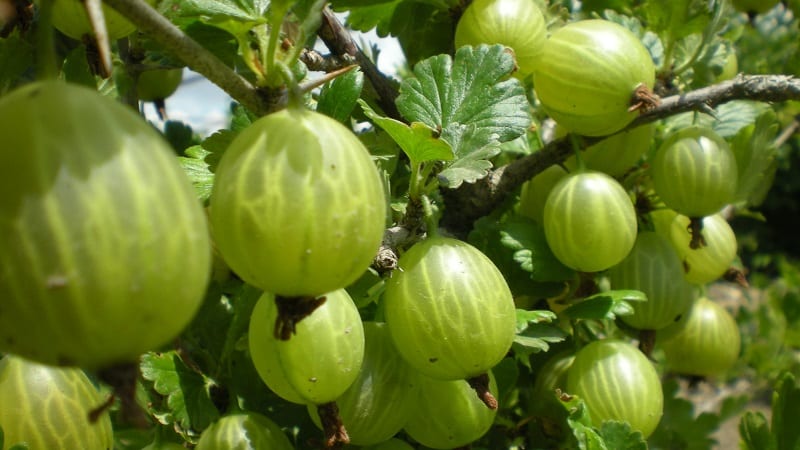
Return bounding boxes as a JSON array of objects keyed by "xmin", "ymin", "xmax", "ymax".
[{"xmin": 145, "ymin": 27, "xmax": 405, "ymax": 137}]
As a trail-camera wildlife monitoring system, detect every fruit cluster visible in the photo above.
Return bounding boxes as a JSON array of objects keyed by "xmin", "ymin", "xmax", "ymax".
[{"xmin": 0, "ymin": 0, "xmax": 770, "ymax": 448}]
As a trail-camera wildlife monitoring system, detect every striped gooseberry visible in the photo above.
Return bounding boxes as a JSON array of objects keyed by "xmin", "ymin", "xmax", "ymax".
[
  {"xmin": 608, "ymin": 231, "xmax": 697, "ymax": 330},
  {"xmin": 454, "ymin": 0, "xmax": 547, "ymax": 77},
  {"xmin": 533, "ymin": 19, "xmax": 656, "ymax": 136},
  {"xmin": 0, "ymin": 81, "xmax": 211, "ymax": 368},
  {"xmin": 651, "ymin": 126, "xmax": 738, "ymax": 218},
  {"xmin": 195, "ymin": 413, "xmax": 294, "ymax": 450},
  {"xmin": 659, "ymin": 296, "xmax": 741, "ymax": 377},
  {"xmin": 141, "ymin": 443, "xmax": 186, "ymax": 450},
  {"xmin": 0, "ymin": 355, "xmax": 114, "ymax": 450},
  {"xmin": 403, "ymin": 372, "xmax": 498, "ymax": 449},
  {"xmin": 567, "ymin": 339, "xmax": 663, "ymax": 438},
  {"xmin": 383, "ymin": 236, "xmax": 516, "ymax": 381},
  {"xmin": 308, "ymin": 322, "xmax": 421, "ymax": 446},
  {"xmin": 209, "ymin": 107, "xmax": 386, "ymax": 297},
  {"xmin": 137, "ymin": 68, "xmax": 184, "ymax": 102},
  {"xmin": 363, "ymin": 438, "xmax": 415, "ymax": 450},
  {"xmin": 563, "ymin": 123, "xmax": 655, "ymax": 177},
  {"xmin": 669, "ymin": 213, "xmax": 738, "ymax": 285},
  {"xmin": 543, "ymin": 171, "xmax": 637, "ymax": 272},
  {"xmin": 248, "ymin": 289, "xmax": 365, "ymax": 405},
  {"xmin": 51, "ymin": 0, "xmax": 156, "ymax": 40},
  {"xmin": 518, "ymin": 164, "xmax": 569, "ymax": 223}
]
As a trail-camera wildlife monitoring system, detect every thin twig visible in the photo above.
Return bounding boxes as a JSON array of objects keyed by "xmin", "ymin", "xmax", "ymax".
[
  {"xmin": 103, "ymin": 0, "xmax": 280, "ymax": 115},
  {"xmin": 441, "ymin": 74, "xmax": 800, "ymax": 232},
  {"xmin": 317, "ymin": 7, "xmax": 402, "ymax": 121}
]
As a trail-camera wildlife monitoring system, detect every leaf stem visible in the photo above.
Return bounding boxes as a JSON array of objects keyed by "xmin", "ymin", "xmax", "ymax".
[
  {"xmin": 34, "ymin": 0, "xmax": 57, "ymax": 80},
  {"xmin": 421, "ymin": 194, "xmax": 439, "ymax": 237},
  {"xmin": 569, "ymin": 134, "xmax": 585, "ymax": 172}
]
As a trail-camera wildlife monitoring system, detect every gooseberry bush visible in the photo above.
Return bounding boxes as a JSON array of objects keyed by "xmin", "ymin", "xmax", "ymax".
[{"xmin": 1, "ymin": 0, "xmax": 800, "ymax": 449}]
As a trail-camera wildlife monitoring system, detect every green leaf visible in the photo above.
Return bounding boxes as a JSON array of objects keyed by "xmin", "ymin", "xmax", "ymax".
[
  {"xmin": 391, "ymin": 2, "xmax": 454, "ymax": 67},
  {"xmin": 562, "ymin": 395, "xmax": 609, "ymax": 450},
  {"xmin": 512, "ymin": 322, "xmax": 569, "ymax": 363},
  {"xmin": 291, "ymin": 0, "xmax": 328, "ymax": 47},
  {"xmin": 772, "ymin": 372, "xmax": 800, "ymax": 450},
  {"xmin": 201, "ymin": 127, "xmax": 240, "ymax": 171},
  {"xmin": 499, "ymin": 216, "xmax": 574, "ymax": 283},
  {"xmin": 561, "ymin": 291, "xmax": 645, "ymax": 321},
  {"xmin": 162, "ymin": 0, "xmax": 268, "ymax": 28},
  {"xmin": 648, "ymin": 378, "xmax": 721, "ymax": 450},
  {"xmin": 164, "ymin": 120, "xmax": 198, "ymax": 153},
  {"xmin": 493, "ymin": 357, "xmax": 520, "ymax": 404},
  {"xmin": 641, "ymin": 0, "xmax": 711, "ymax": 43},
  {"xmin": 183, "ymin": 283, "xmax": 261, "ymax": 376},
  {"xmin": 61, "ymin": 46, "xmax": 95, "ymax": 88},
  {"xmin": 182, "ymin": 22, "xmax": 239, "ymax": 68},
  {"xmin": 740, "ymin": 411, "xmax": 774, "ymax": 450},
  {"xmin": 317, "ymin": 68, "xmax": 364, "ymax": 124},
  {"xmin": 597, "ymin": 421, "xmax": 648, "ymax": 450},
  {"xmin": 515, "ymin": 309, "xmax": 557, "ymax": 333},
  {"xmin": 396, "ymin": 44, "xmax": 531, "ymax": 187},
  {"xmin": 140, "ymin": 351, "xmax": 221, "ymax": 436},
  {"xmin": 663, "ymin": 100, "xmax": 770, "ymax": 138},
  {"xmin": 178, "ymin": 146, "xmax": 215, "ymax": 202},
  {"xmin": 468, "ymin": 214, "xmax": 571, "ymax": 299},
  {"xmin": 344, "ymin": 267, "xmax": 385, "ymax": 309},
  {"xmin": 0, "ymin": 35, "xmax": 34, "ymax": 95},
  {"xmin": 731, "ymin": 111, "xmax": 780, "ymax": 207},
  {"xmin": 360, "ymin": 100, "xmax": 453, "ymax": 165},
  {"xmin": 332, "ymin": 0, "xmax": 401, "ymax": 36},
  {"xmin": 602, "ymin": 10, "xmax": 664, "ymax": 69}
]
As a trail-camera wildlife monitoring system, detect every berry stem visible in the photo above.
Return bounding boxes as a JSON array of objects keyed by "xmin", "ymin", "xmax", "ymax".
[
  {"xmin": 273, "ymin": 295, "xmax": 327, "ymax": 340},
  {"xmin": 94, "ymin": 362, "xmax": 149, "ymax": 428},
  {"xmin": 467, "ymin": 373, "xmax": 498, "ymax": 410},
  {"xmin": 638, "ymin": 329, "xmax": 656, "ymax": 359},
  {"xmin": 687, "ymin": 217, "xmax": 707, "ymax": 249},
  {"xmin": 34, "ymin": 0, "xmax": 58, "ymax": 81},
  {"xmin": 317, "ymin": 401, "xmax": 349, "ymax": 449}
]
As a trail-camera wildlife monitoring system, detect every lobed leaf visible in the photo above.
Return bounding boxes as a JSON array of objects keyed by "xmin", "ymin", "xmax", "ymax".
[
  {"xmin": 772, "ymin": 372, "xmax": 800, "ymax": 450},
  {"xmin": 360, "ymin": 100, "xmax": 453, "ymax": 164},
  {"xmin": 0, "ymin": 36, "xmax": 34, "ymax": 95},
  {"xmin": 499, "ymin": 216, "xmax": 574, "ymax": 283},
  {"xmin": 731, "ymin": 111, "xmax": 780, "ymax": 207},
  {"xmin": 562, "ymin": 395, "xmax": 608, "ymax": 450},
  {"xmin": 561, "ymin": 291, "xmax": 645, "ymax": 321},
  {"xmin": 597, "ymin": 421, "xmax": 648, "ymax": 450},
  {"xmin": 396, "ymin": 44, "xmax": 531, "ymax": 187},
  {"xmin": 178, "ymin": 146, "xmax": 215, "ymax": 202},
  {"xmin": 740, "ymin": 411, "xmax": 774, "ymax": 450},
  {"xmin": 140, "ymin": 352, "xmax": 221, "ymax": 436},
  {"xmin": 318, "ymin": 69, "xmax": 364, "ymax": 124},
  {"xmin": 648, "ymin": 378, "xmax": 722, "ymax": 450},
  {"xmin": 332, "ymin": 0, "xmax": 401, "ymax": 36}
]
